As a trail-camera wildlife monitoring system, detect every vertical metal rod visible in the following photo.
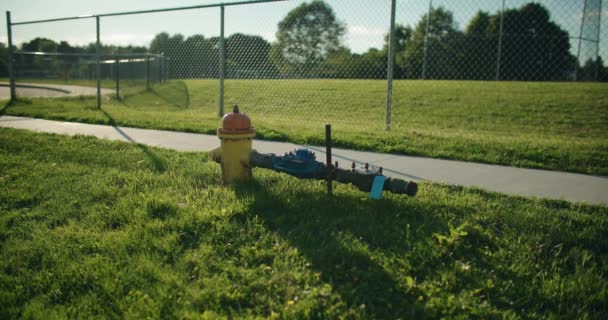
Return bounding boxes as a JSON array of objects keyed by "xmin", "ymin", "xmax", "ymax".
[
  {"xmin": 115, "ymin": 56, "xmax": 120, "ymax": 99},
  {"xmin": 158, "ymin": 57, "xmax": 162, "ymax": 84},
  {"xmin": 165, "ymin": 57, "xmax": 170, "ymax": 81},
  {"xmin": 165, "ymin": 57, "xmax": 169, "ymax": 82},
  {"xmin": 6, "ymin": 11, "xmax": 16, "ymax": 103},
  {"xmin": 575, "ymin": 0, "xmax": 589, "ymax": 81},
  {"xmin": 325, "ymin": 124, "xmax": 333, "ymax": 197},
  {"xmin": 219, "ymin": 5, "xmax": 225, "ymax": 117},
  {"xmin": 162, "ymin": 56, "xmax": 166, "ymax": 82},
  {"xmin": 594, "ymin": 0, "xmax": 602, "ymax": 81},
  {"xmin": 422, "ymin": 0, "xmax": 433, "ymax": 79},
  {"xmin": 146, "ymin": 55, "xmax": 151, "ymax": 89},
  {"xmin": 95, "ymin": 16, "xmax": 101, "ymax": 109},
  {"xmin": 495, "ymin": 0, "xmax": 505, "ymax": 81},
  {"xmin": 160, "ymin": 56, "xmax": 163, "ymax": 83},
  {"xmin": 385, "ymin": 0, "xmax": 396, "ymax": 131}
]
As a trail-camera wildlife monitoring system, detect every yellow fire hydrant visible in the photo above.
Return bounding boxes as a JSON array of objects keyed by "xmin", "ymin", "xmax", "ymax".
[{"xmin": 210, "ymin": 105, "xmax": 255, "ymax": 183}]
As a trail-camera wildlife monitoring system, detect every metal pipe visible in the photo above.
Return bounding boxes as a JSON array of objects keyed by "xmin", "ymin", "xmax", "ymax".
[
  {"xmin": 594, "ymin": 0, "xmax": 602, "ymax": 81},
  {"xmin": 96, "ymin": 16, "xmax": 101, "ymax": 109},
  {"xmin": 146, "ymin": 55, "xmax": 151, "ymax": 89},
  {"xmin": 6, "ymin": 11, "xmax": 16, "ymax": 103},
  {"xmin": 325, "ymin": 124, "xmax": 333, "ymax": 197},
  {"xmin": 385, "ymin": 0, "xmax": 396, "ymax": 131},
  {"xmin": 422, "ymin": 0, "xmax": 433, "ymax": 79},
  {"xmin": 162, "ymin": 56, "xmax": 166, "ymax": 82},
  {"xmin": 12, "ymin": 51, "xmax": 163, "ymax": 58},
  {"xmin": 115, "ymin": 56, "xmax": 120, "ymax": 99},
  {"xmin": 219, "ymin": 5, "xmax": 225, "ymax": 117},
  {"xmin": 495, "ymin": 0, "xmax": 505, "ymax": 81},
  {"xmin": 165, "ymin": 57, "xmax": 170, "ymax": 81},
  {"xmin": 574, "ymin": 0, "xmax": 589, "ymax": 81},
  {"xmin": 11, "ymin": 14, "xmax": 95, "ymax": 26},
  {"xmin": 246, "ymin": 150, "xmax": 418, "ymax": 196},
  {"xmin": 11, "ymin": 0, "xmax": 287, "ymax": 25},
  {"xmin": 158, "ymin": 57, "xmax": 162, "ymax": 84}
]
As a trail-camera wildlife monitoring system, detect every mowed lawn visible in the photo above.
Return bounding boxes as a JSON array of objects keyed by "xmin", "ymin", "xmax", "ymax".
[
  {"xmin": 0, "ymin": 127, "xmax": 607, "ymax": 318},
  {"xmin": 3, "ymin": 79, "xmax": 608, "ymax": 174}
]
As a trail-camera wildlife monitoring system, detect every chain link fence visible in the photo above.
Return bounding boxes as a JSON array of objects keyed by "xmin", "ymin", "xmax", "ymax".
[
  {"xmin": 3, "ymin": 0, "xmax": 606, "ymax": 134},
  {"xmin": 11, "ymin": 51, "xmax": 166, "ymax": 98}
]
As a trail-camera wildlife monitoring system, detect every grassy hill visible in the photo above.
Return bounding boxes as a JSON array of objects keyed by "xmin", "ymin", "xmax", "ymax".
[{"xmin": 1, "ymin": 127, "xmax": 606, "ymax": 318}]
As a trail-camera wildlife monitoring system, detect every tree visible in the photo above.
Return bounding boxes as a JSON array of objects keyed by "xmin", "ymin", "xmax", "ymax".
[
  {"xmin": 271, "ymin": 0, "xmax": 345, "ymax": 76},
  {"xmin": 579, "ymin": 56, "xmax": 607, "ymax": 81},
  {"xmin": 397, "ymin": 7, "xmax": 463, "ymax": 79},
  {"xmin": 384, "ymin": 24, "xmax": 413, "ymax": 54},
  {"xmin": 497, "ymin": 3, "xmax": 572, "ymax": 80},
  {"xmin": 0, "ymin": 42, "xmax": 8, "ymax": 77},
  {"xmin": 149, "ymin": 32, "xmax": 171, "ymax": 55},
  {"xmin": 226, "ymin": 33, "xmax": 276, "ymax": 78},
  {"xmin": 150, "ymin": 33, "xmax": 189, "ymax": 78},
  {"xmin": 56, "ymin": 41, "xmax": 78, "ymax": 81},
  {"xmin": 21, "ymin": 37, "xmax": 58, "ymax": 53},
  {"xmin": 19, "ymin": 38, "xmax": 60, "ymax": 77},
  {"xmin": 385, "ymin": 24, "xmax": 413, "ymax": 78},
  {"xmin": 463, "ymin": 11, "xmax": 497, "ymax": 80},
  {"xmin": 183, "ymin": 34, "xmax": 217, "ymax": 78}
]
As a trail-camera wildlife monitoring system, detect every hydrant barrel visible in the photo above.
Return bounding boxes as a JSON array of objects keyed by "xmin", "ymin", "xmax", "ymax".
[{"xmin": 217, "ymin": 105, "xmax": 255, "ymax": 183}]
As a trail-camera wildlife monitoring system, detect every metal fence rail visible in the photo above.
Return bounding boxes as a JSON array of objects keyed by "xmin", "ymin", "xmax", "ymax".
[
  {"xmin": 4, "ymin": 0, "xmax": 606, "ymax": 130},
  {"xmin": 11, "ymin": 51, "xmax": 166, "ymax": 99}
]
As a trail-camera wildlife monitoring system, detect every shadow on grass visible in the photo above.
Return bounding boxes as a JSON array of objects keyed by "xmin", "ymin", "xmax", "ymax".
[
  {"xmin": 230, "ymin": 178, "xmax": 451, "ymax": 318},
  {"xmin": 101, "ymin": 109, "xmax": 166, "ymax": 172},
  {"xmin": 151, "ymin": 81, "xmax": 190, "ymax": 109},
  {"xmin": 119, "ymin": 81, "xmax": 190, "ymax": 110},
  {"xmin": 0, "ymin": 100, "xmax": 10, "ymax": 115}
]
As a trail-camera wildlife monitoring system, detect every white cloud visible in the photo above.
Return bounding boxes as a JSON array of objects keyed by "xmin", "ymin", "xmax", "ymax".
[
  {"xmin": 260, "ymin": 31, "xmax": 276, "ymax": 43},
  {"xmin": 346, "ymin": 25, "xmax": 386, "ymax": 53},
  {"xmin": 103, "ymin": 33, "xmax": 156, "ymax": 46},
  {"xmin": 348, "ymin": 25, "xmax": 385, "ymax": 37}
]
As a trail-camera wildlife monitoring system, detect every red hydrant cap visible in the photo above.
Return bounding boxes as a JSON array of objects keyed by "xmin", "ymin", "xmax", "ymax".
[{"xmin": 219, "ymin": 105, "xmax": 255, "ymax": 135}]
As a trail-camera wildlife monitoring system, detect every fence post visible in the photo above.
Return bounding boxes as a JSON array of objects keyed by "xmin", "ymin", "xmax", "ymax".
[
  {"xmin": 158, "ymin": 56, "xmax": 162, "ymax": 84},
  {"xmin": 146, "ymin": 55, "xmax": 151, "ymax": 89},
  {"xmin": 594, "ymin": 0, "xmax": 602, "ymax": 81},
  {"xmin": 219, "ymin": 5, "xmax": 225, "ymax": 117},
  {"xmin": 162, "ymin": 56, "xmax": 167, "ymax": 82},
  {"xmin": 96, "ymin": 16, "xmax": 101, "ymax": 109},
  {"xmin": 164, "ymin": 57, "xmax": 170, "ymax": 82},
  {"xmin": 574, "ymin": 0, "xmax": 589, "ymax": 81},
  {"xmin": 161, "ymin": 56, "xmax": 164, "ymax": 83},
  {"xmin": 495, "ymin": 0, "xmax": 505, "ymax": 81},
  {"xmin": 115, "ymin": 56, "xmax": 120, "ymax": 99},
  {"xmin": 6, "ymin": 11, "xmax": 16, "ymax": 103},
  {"xmin": 385, "ymin": 0, "xmax": 396, "ymax": 130},
  {"xmin": 422, "ymin": 0, "xmax": 433, "ymax": 79}
]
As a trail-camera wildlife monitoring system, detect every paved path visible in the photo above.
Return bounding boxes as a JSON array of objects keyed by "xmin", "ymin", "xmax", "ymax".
[
  {"xmin": 1, "ymin": 115, "xmax": 606, "ymax": 206},
  {"xmin": 0, "ymin": 83, "xmax": 113, "ymax": 100}
]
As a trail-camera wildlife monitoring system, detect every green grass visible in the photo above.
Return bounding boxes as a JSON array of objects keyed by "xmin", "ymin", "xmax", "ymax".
[
  {"xmin": 3, "ymin": 79, "xmax": 608, "ymax": 174},
  {"xmin": 1, "ymin": 127, "xmax": 607, "ymax": 319}
]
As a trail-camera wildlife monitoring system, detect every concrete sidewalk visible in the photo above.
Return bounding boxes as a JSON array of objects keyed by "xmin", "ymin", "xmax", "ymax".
[{"xmin": 1, "ymin": 115, "xmax": 606, "ymax": 206}]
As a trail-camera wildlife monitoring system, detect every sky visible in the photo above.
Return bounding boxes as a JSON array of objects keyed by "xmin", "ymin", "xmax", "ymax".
[{"xmin": 0, "ymin": 0, "xmax": 606, "ymax": 61}]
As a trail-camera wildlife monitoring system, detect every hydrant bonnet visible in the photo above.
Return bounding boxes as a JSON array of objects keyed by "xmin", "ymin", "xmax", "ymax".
[{"xmin": 218, "ymin": 105, "xmax": 254, "ymax": 135}]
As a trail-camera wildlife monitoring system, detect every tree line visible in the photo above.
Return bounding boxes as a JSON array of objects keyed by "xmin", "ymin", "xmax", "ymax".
[
  {"xmin": 1, "ymin": 0, "xmax": 606, "ymax": 81},
  {"xmin": 0, "ymin": 38, "xmax": 148, "ymax": 79},
  {"xmin": 148, "ymin": 1, "xmax": 606, "ymax": 81},
  {"xmin": 266, "ymin": 1, "xmax": 606, "ymax": 81}
]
